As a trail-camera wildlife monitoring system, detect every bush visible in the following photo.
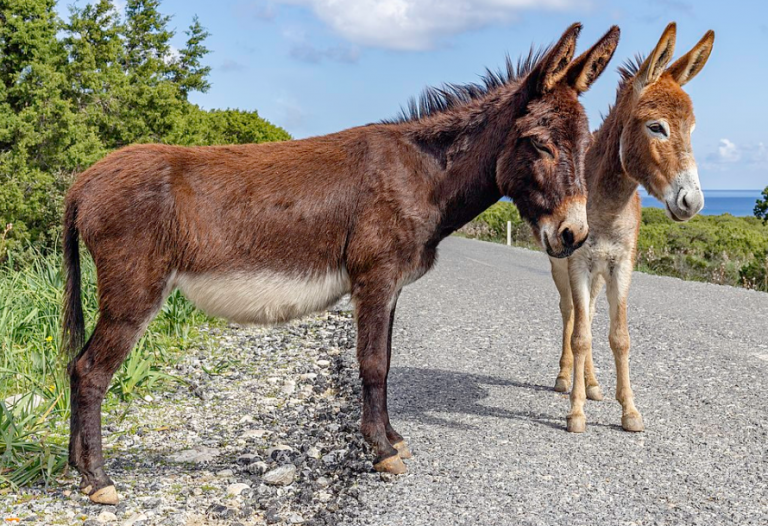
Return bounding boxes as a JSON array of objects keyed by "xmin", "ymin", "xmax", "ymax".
[{"xmin": 462, "ymin": 200, "xmax": 768, "ymax": 291}]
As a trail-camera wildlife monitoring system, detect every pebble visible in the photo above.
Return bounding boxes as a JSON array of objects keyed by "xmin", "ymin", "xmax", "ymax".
[
  {"xmin": 263, "ymin": 465, "xmax": 297, "ymax": 486},
  {"xmin": 97, "ymin": 511, "xmax": 118, "ymax": 523},
  {"xmin": 287, "ymin": 512, "xmax": 305, "ymax": 524},
  {"xmin": 169, "ymin": 446, "xmax": 220, "ymax": 463},
  {"xmin": 123, "ymin": 512, "xmax": 147, "ymax": 526},
  {"xmin": 226, "ymin": 483, "xmax": 250, "ymax": 496}
]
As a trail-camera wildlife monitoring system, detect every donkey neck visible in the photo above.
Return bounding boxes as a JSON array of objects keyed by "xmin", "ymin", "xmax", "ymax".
[
  {"xmin": 402, "ymin": 95, "xmax": 519, "ymax": 241},
  {"xmin": 587, "ymin": 111, "xmax": 640, "ymax": 216}
]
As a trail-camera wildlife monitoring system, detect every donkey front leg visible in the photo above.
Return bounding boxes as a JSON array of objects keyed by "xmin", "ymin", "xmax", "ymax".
[
  {"xmin": 550, "ymin": 257, "xmax": 574, "ymax": 393},
  {"xmin": 353, "ymin": 282, "xmax": 406, "ymax": 474},
  {"xmin": 606, "ymin": 259, "xmax": 644, "ymax": 432},
  {"xmin": 552, "ymin": 258, "xmax": 603, "ymax": 400},
  {"xmin": 566, "ymin": 261, "xmax": 592, "ymax": 433},
  {"xmin": 584, "ymin": 274, "xmax": 605, "ymax": 401}
]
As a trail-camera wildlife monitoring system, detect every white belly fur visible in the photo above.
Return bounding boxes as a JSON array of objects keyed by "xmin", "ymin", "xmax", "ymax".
[{"xmin": 174, "ymin": 268, "xmax": 351, "ymax": 325}]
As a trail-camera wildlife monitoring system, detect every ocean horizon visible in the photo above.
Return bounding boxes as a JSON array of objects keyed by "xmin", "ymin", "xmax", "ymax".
[
  {"xmin": 639, "ymin": 189, "xmax": 763, "ymax": 217},
  {"xmin": 501, "ymin": 189, "xmax": 764, "ymax": 217}
]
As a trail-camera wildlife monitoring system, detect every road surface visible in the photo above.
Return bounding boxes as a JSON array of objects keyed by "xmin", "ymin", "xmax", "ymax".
[{"xmin": 345, "ymin": 236, "xmax": 768, "ymax": 526}]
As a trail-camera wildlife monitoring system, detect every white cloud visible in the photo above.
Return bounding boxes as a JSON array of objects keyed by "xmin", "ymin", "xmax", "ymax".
[
  {"xmin": 272, "ymin": 0, "xmax": 586, "ymax": 51},
  {"xmin": 717, "ymin": 138, "xmax": 741, "ymax": 163},
  {"xmin": 705, "ymin": 139, "xmax": 768, "ymax": 171},
  {"xmin": 753, "ymin": 142, "xmax": 768, "ymax": 165}
]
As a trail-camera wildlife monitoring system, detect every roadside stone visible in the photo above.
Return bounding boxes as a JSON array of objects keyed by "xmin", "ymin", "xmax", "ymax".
[
  {"xmin": 97, "ymin": 511, "xmax": 118, "ymax": 523},
  {"xmin": 263, "ymin": 465, "xmax": 297, "ymax": 486},
  {"xmin": 286, "ymin": 512, "xmax": 305, "ymax": 524},
  {"xmin": 227, "ymin": 483, "xmax": 250, "ymax": 496},
  {"xmin": 169, "ymin": 446, "xmax": 220, "ymax": 463},
  {"xmin": 123, "ymin": 512, "xmax": 147, "ymax": 526}
]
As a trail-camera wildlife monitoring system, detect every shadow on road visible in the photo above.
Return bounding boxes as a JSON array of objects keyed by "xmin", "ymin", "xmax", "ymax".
[{"xmin": 388, "ymin": 366, "xmax": 619, "ymax": 432}]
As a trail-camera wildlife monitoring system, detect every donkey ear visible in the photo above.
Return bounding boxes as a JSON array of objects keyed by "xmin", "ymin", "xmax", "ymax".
[
  {"xmin": 666, "ymin": 30, "xmax": 715, "ymax": 86},
  {"xmin": 565, "ymin": 26, "xmax": 620, "ymax": 93},
  {"xmin": 537, "ymin": 23, "xmax": 582, "ymax": 93},
  {"xmin": 635, "ymin": 22, "xmax": 677, "ymax": 89}
]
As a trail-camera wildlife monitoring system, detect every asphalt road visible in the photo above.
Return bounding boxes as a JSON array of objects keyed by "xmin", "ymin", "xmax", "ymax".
[{"xmin": 344, "ymin": 236, "xmax": 768, "ymax": 526}]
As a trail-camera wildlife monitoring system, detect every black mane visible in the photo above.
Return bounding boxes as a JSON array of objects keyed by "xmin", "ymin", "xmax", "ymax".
[
  {"xmin": 617, "ymin": 53, "xmax": 645, "ymax": 91},
  {"xmin": 597, "ymin": 54, "xmax": 647, "ymax": 125},
  {"xmin": 383, "ymin": 47, "xmax": 550, "ymax": 124}
]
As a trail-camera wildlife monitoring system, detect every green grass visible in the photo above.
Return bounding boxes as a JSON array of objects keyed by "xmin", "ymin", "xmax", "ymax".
[
  {"xmin": 0, "ymin": 251, "xmax": 214, "ymax": 490},
  {"xmin": 460, "ymin": 201, "xmax": 768, "ymax": 292}
]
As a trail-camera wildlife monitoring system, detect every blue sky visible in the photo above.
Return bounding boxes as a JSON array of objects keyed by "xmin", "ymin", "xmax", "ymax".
[{"xmin": 71, "ymin": 0, "xmax": 767, "ymax": 190}]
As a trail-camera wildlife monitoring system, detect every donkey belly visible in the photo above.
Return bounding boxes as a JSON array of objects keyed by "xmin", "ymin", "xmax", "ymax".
[{"xmin": 174, "ymin": 268, "xmax": 351, "ymax": 325}]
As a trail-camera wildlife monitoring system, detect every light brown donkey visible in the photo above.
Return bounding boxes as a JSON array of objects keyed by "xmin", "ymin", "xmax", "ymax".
[
  {"xmin": 63, "ymin": 25, "xmax": 621, "ymax": 504},
  {"xmin": 547, "ymin": 23, "xmax": 715, "ymax": 433}
]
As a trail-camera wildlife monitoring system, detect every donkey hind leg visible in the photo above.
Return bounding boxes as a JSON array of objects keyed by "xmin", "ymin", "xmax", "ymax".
[
  {"xmin": 550, "ymin": 257, "xmax": 574, "ymax": 393},
  {"xmin": 354, "ymin": 283, "xmax": 406, "ymax": 474},
  {"xmin": 382, "ymin": 293, "xmax": 411, "ymax": 460},
  {"xmin": 606, "ymin": 259, "xmax": 643, "ymax": 432},
  {"xmin": 69, "ymin": 280, "xmax": 168, "ymax": 504},
  {"xmin": 584, "ymin": 274, "xmax": 605, "ymax": 401},
  {"xmin": 566, "ymin": 261, "xmax": 593, "ymax": 433}
]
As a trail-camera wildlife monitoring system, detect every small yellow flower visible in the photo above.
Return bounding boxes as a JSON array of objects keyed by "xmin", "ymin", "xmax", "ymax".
[
  {"xmin": 45, "ymin": 336, "xmax": 53, "ymax": 342},
  {"xmin": 48, "ymin": 385, "xmax": 56, "ymax": 392}
]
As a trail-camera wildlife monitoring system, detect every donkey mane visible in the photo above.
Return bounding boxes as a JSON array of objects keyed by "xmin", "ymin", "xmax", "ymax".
[
  {"xmin": 617, "ymin": 54, "xmax": 646, "ymax": 90},
  {"xmin": 383, "ymin": 47, "xmax": 550, "ymax": 124},
  {"xmin": 597, "ymin": 55, "xmax": 646, "ymax": 126}
]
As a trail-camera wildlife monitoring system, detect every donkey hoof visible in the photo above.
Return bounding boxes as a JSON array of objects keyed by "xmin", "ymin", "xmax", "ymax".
[
  {"xmin": 392, "ymin": 440, "xmax": 412, "ymax": 460},
  {"xmin": 89, "ymin": 485, "xmax": 119, "ymax": 505},
  {"xmin": 622, "ymin": 414, "xmax": 644, "ymax": 432},
  {"xmin": 566, "ymin": 415, "xmax": 586, "ymax": 433},
  {"xmin": 554, "ymin": 378, "xmax": 570, "ymax": 393},
  {"xmin": 586, "ymin": 385, "xmax": 604, "ymax": 401},
  {"xmin": 374, "ymin": 454, "xmax": 407, "ymax": 475}
]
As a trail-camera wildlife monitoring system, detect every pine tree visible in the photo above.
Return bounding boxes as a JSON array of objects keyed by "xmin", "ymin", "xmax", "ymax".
[
  {"xmin": 172, "ymin": 15, "xmax": 211, "ymax": 97},
  {"xmin": 0, "ymin": 0, "xmax": 289, "ymax": 262}
]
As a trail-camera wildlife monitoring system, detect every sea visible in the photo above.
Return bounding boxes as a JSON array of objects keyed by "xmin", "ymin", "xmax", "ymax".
[
  {"xmin": 501, "ymin": 189, "xmax": 764, "ymax": 217},
  {"xmin": 639, "ymin": 189, "xmax": 763, "ymax": 217}
]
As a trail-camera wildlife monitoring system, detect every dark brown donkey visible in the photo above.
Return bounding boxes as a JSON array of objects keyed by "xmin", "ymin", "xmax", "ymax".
[{"xmin": 63, "ymin": 23, "xmax": 619, "ymax": 504}]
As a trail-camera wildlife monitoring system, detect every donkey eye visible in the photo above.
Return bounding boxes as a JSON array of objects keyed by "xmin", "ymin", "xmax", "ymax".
[
  {"xmin": 531, "ymin": 139, "xmax": 554, "ymax": 159},
  {"xmin": 646, "ymin": 122, "xmax": 668, "ymax": 137}
]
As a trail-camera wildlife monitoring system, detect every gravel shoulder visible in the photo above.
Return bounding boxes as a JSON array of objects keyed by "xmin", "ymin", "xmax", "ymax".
[{"xmin": 5, "ymin": 307, "xmax": 372, "ymax": 526}]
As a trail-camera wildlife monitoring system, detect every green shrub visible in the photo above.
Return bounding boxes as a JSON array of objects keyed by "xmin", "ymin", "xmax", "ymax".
[{"xmin": 463, "ymin": 201, "xmax": 768, "ymax": 292}]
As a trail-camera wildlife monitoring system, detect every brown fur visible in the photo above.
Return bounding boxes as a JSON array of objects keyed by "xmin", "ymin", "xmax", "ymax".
[
  {"xmin": 62, "ymin": 24, "xmax": 620, "ymax": 501},
  {"xmin": 547, "ymin": 24, "xmax": 715, "ymax": 432}
]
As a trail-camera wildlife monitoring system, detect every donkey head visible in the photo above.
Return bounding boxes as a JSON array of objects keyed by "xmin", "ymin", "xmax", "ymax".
[
  {"xmin": 618, "ymin": 23, "xmax": 715, "ymax": 221},
  {"xmin": 498, "ymin": 24, "xmax": 620, "ymax": 258}
]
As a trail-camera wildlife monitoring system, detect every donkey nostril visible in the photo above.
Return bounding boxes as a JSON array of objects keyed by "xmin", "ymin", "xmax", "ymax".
[
  {"xmin": 681, "ymin": 192, "xmax": 691, "ymax": 211},
  {"xmin": 561, "ymin": 227, "xmax": 575, "ymax": 247}
]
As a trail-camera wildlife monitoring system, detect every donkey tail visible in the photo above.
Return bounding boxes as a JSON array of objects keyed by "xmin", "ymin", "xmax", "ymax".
[{"xmin": 62, "ymin": 197, "xmax": 85, "ymax": 357}]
